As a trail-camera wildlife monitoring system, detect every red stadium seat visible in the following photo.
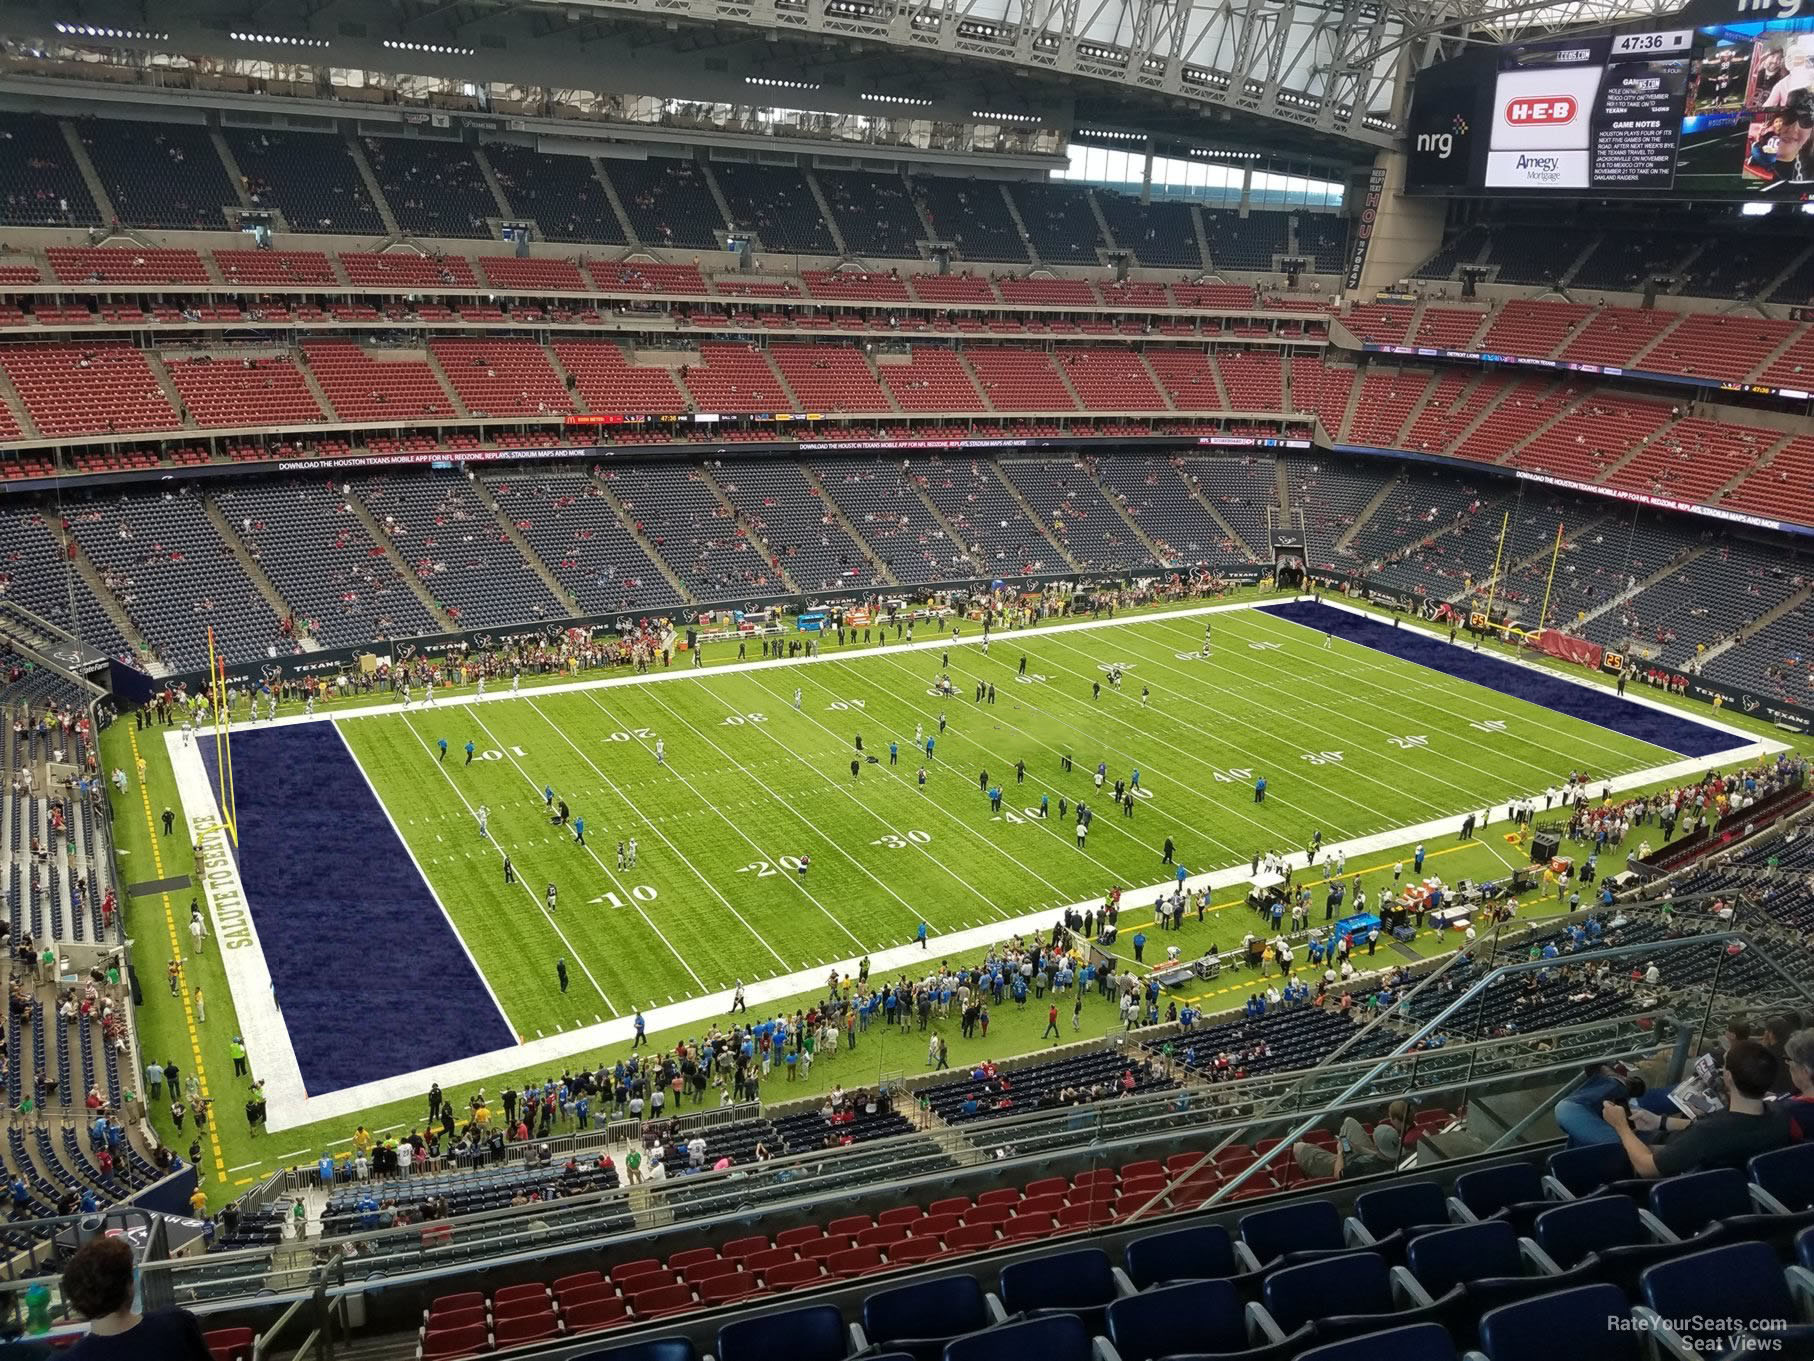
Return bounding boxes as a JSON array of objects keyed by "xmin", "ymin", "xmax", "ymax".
[
  {"xmin": 1023, "ymin": 1177, "xmax": 1068, "ymax": 1199},
  {"xmin": 421, "ymin": 1307, "xmax": 485, "ymax": 1335},
  {"xmin": 722, "ymin": 1235, "xmax": 770, "ymax": 1260},
  {"xmin": 855, "ymin": 1223, "xmax": 909, "ymax": 1249},
  {"xmin": 493, "ymin": 1283, "xmax": 550, "ymax": 1308},
  {"xmin": 828, "ymin": 1214, "xmax": 873, "ymax": 1237},
  {"xmin": 611, "ymin": 1259, "xmax": 669, "ymax": 1288},
  {"xmin": 877, "ymin": 1206, "xmax": 921, "ymax": 1228},
  {"xmin": 976, "ymin": 1189, "xmax": 1022, "ymax": 1208},
  {"xmin": 1121, "ymin": 1160, "xmax": 1163, "ymax": 1180},
  {"xmin": 419, "ymin": 1322, "xmax": 489, "ymax": 1360},
  {"xmin": 563, "ymin": 1296, "xmax": 631, "ymax": 1334},
  {"xmin": 700, "ymin": 1272, "xmax": 762, "ymax": 1305},
  {"xmin": 427, "ymin": 1292, "xmax": 485, "ymax": 1319},
  {"xmin": 556, "ymin": 1281, "xmax": 617, "ymax": 1312},
  {"xmin": 887, "ymin": 1238, "xmax": 943, "ymax": 1266},
  {"xmin": 929, "ymin": 1196, "xmax": 972, "ymax": 1217},
  {"xmin": 828, "ymin": 1245, "xmax": 885, "ymax": 1278},
  {"xmin": 943, "ymin": 1224, "xmax": 1000, "ymax": 1253},
  {"xmin": 1002, "ymin": 1215, "xmax": 1053, "ymax": 1240},
  {"xmin": 629, "ymin": 1283, "xmax": 696, "ymax": 1318},
  {"xmin": 742, "ymin": 1247, "xmax": 796, "ymax": 1274},
  {"xmin": 776, "ymin": 1226, "xmax": 826, "ymax": 1250},
  {"xmin": 668, "ymin": 1247, "xmax": 718, "ymax": 1272},
  {"xmin": 683, "ymin": 1258, "xmax": 741, "ymax": 1285},
  {"xmin": 761, "ymin": 1259, "xmax": 826, "ymax": 1292},
  {"xmin": 205, "ymin": 1328, "xmax": 254, "ymax": 1361},
  {"xmin": 492, "ymin": 1293, "xmax": 553, "ymax": 1321},
  {"xmin": 493, "ymin": 1310, "xmax": 559, "ymax": 1347},
  {"xmin": 910, "ymin": 1213, "xmax": 962, "ymax": 1238},
  {"xmin": 964, "ymin": 1205, "xmax": 1015, "ymax": 1227},
  {"xmin": 553, "ymin": 1271, "xmax": 604, "ymax": 1297},
  {"xmin": 798, "ymin": 1236, "xmax": 851, "ymax": 1262}
]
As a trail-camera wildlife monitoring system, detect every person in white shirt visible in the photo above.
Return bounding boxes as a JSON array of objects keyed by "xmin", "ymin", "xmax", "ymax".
[
  {"xmin": 687, "ymin": 1135, "xmax": 707, "ymax": 1165},
  {"xmin": 397, "ymin": 1141, "xmax": 413, "ymax": 1174}
]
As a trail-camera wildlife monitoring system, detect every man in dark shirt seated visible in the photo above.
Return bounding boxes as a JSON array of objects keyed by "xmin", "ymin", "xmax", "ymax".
[{"xmin": 1602, "ymin": 1038, "xmax": 1790, "ymax": 1177}]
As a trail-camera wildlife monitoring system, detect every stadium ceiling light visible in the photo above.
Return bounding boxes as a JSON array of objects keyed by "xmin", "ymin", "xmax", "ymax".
[
  {"xmin": 860, "ymin": 92, "xmax": 932, "ymax": 107},
  {"xmin": 53, "ymin": 22, "xmax": 169, "ymax": 40},
  {"xmin": 746, "ymin": 76, "xmax": 821, "ymax": 90},
  {"xmin": 230, "ymin": 30, "xmax": 332, "ymax": 48},
  {"xmin": 383, "ymin": 38, "xmax": 476, "ymax": 56},
  {"xmin": 1079, "ymin": 128, "xmax": 1142, "ymax": 141},
  {"xmin": 972, "ymin": 110, "xmax": 1041, "ymax": 122},
  {"xmin": 1740, "ymin": 202, "xmax": 1774, "ymax": 216}
]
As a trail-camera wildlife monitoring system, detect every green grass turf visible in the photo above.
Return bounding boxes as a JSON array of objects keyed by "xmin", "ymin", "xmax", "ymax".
[{"xmin": 106, "ymin": 597, "xmax": 1802, "ymax": 1201}]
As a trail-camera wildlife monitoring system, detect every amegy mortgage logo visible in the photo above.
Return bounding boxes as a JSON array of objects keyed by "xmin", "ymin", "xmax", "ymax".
[{"xmin": 1505, "ymin": 94, "xmax": 1578, "ymax": 126}]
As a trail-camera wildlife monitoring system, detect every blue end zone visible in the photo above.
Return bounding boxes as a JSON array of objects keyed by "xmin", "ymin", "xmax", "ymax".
[
  {"xmin": 1261, "ymin": 601, "xmax": 1742, "ymax": 760},
  {"xmin": 202, "ymin": 724, "xmax": 515, "ymax": 1096}
]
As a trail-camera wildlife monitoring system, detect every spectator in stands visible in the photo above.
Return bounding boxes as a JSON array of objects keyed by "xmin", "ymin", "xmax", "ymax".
[
  {"xmin": 59, "ymin": 1234, "xmax": 209, "ymax": 1359},
  {"xmin": 1602, "ymin": 1038, "xmax": 1790, "ymax": 1176},
  {"xmin": 1290, "ymin": 1100, "xmax": 1410, "ymax": 1180}
]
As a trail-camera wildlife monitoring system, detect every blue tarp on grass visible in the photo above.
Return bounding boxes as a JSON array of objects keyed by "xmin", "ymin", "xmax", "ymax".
[
  {"xmin": 202, "ymin": 723, "xmax": 514, "ymax": 1095},
  {"xmin": 1260, "ymin": 600, "xmax": 1743, "ymax": 760}
]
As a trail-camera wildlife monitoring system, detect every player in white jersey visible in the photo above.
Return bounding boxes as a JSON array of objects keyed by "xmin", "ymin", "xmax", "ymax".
[
  {"xmin": 627, "ymin": 837, "xmax": 638, "ymax": 868},
  {"xmin": 477, "ymin": 804, "xmax": 489, "ymax": 839},
  {"xmin": 477, "ymin": 676, "xmax": 486, "ymax": 698},
  {"xmin": 304, "ymin": 693, "xmax": 314, "ymax": 718},
  {"xmin": 654, "ymin": 738, "xmax": 665, "ymax": 765},
  {"xmin": 511, "ymin": 670, "xmax": 520, "ymax": 694},
  {"xmin": 793, "ymin": 688, "xmax": 802, "ymax": 710},
  {"xmin": 425, "ymin": 681, "xmax": 435, "ymax": 706}
]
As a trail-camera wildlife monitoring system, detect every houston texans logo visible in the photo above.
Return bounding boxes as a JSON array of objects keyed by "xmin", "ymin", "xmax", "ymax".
[
  {"xmin": 473, "ymin": 634, "xmax": 494, "ymax": 650},
  {"xmin": 395, "ymin": 644, "xmax": 417, "ymax": 662},
  {"xmin": 260, "ymin": 664, "xmax": 283, "ymax": 683}
]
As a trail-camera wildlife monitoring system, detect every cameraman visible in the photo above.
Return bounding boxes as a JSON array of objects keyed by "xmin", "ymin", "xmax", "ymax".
[{"xmin": 1601, "ymin": 1039, "xmax": 1790, "ymax": 1178}]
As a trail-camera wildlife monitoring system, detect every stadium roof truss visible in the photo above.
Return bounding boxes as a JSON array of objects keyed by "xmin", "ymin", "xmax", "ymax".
[{"xmin": 509, "ymin": 0, "xmax": 1682, "ymax": 148}]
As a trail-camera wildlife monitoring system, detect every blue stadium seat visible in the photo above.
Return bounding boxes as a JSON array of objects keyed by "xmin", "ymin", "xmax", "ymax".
[
  {"xmin": 1122, "ymin": 1224, "xmax": 1244, "ymax": 1290},
  {"xmin": 717, "ymin": 1304, "xmax": 846, "ymax": 1361},
  {"xmin": 572, "ymin": 1339, "xmax": 698, "ymax": 1361},
  {"xmin": 996, "ymin": 1248, "xmax": 1124, "ymax": 1331},
  {"xmin": 1240, "ymin": 1199, "xmax": 1349, "ymax": 1268},
  {"xmin": 858, "ymin": 1274, "xmax": 1003, "ymax": 1361},
  {"xmin": 1753, "ymin": 1145, "xmax": 1814, "ymax": 1212},
  {"xmin": 1651, "ymin": 1166, "xmax": 1814, "ymax": 1256},
  {"xmin": 1293, "ymin": 1323, "xmax": 1457, "ymax": 1361},
  {"xmin": 1639, "ymin": 1240, "xmax": 1814, "ymax": 1358},
  {"xmin": 1545, "ymin": 1143, "xmax": 1638, "ymax": 1199},
  {"xmin": 1452, "ymin": 1162, "xmax": 1552, "ymax": 1233},
  {"xmin": 1259, "ymin": 1250, "xmax": 1440, "ymax": 1344},
  {"xmin": 1534, "ymin": 1194, "xmax": 1650, "ymax": 1269},
  {"xmin": 1649, "ymin": 1168, "xmax": 1752, "ymax": 1238},
  {"xmin": 1105, "ymin": 1279, "xmax": 1285, "ymax": 1361},
  {"xmin": 945, "ymin": 1314, "xmax": 1090, "ymax": 1361},
  {"xmin": 1405, "ymin": 1219, "xmax": 1592, "ymax": 1342},
  {"xmin": 1476, "ymin": 1284, "xmax": 1642, "ymax": 1361},
  {"xmin": 1350, "ymin": 1181, "xmax": 1451, "ymax": 1260}
]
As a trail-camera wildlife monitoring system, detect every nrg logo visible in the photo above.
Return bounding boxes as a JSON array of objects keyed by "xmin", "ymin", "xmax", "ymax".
[
  {"xmin": 1415, "ymin": 113, "xmax": 1470, "ymax": 159},
  {"xmin": 1737, "ymin": 0, "xmax": 1802, "ymax": 16}
]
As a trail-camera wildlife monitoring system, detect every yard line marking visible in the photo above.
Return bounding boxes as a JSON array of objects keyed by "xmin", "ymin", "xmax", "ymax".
[
  {"xmin": 1196, "ymin": 610, "xmax": 1656, "ymax": 774},
  {"xmin": 466, "ymin": 708, "xmax": 707, "ymax": 994},
  {"xmin": 861, "ymin": 649, "xmax": 1263, "ymax": 863},
  {"xmin": 1038, "ymin": 632, "xmax": 1469, "ymax": 820},
  {"xmin": 579, "ymin": 689, "xmax": 875, "ymax": 948},
  {"xmin": 392, "ymin": 714, "xmax": 618, "ymax": 1017},
  {"xmin": 744, "ymin": 668, "xmax": 1107, "ymax": 906},
  {"xmin": 520, "ymin": 700, "xmax": 789, "ymax": 972},
  {"xmin": 997, "ymin": 637, "xmax": 1380, "ymax": 837}
]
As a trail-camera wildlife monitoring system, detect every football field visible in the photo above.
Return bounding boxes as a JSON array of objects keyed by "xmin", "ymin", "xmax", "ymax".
[{"xmin": 162, "ymin": 596, "xmax": 1769, "ymax": 1132}]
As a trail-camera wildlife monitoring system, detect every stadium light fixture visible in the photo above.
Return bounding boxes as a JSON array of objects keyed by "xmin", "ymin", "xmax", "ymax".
[
  {"xmin": 746, "ymin": 76, "xmax": 820, "ymax": 90},
  {"xmin": 230, "ymin": 31, "xmax": 331, "ymax": 48},
  {"xmin": 1739, "ymin": 202, "xmax": 1774, "ymax": 216},
  {"xmin": 860, "ymin": 92, "xmax": 932, "ymax": 107},
  {"xmin": 973, "ymin": 110, "xmax": 1041, "ymax": 122},
  {"xmin": 53, "ymin": 22, "xmax": 169, "ymax": 41},
  {"xmin": 383, "ymin": 38, "xmax": 476, "ymax": 56}
]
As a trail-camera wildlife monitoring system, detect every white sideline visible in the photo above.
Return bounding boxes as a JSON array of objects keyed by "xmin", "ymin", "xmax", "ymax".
[{"xmin": 166, "ymin": 597, "xmax": 1784, "ymax": 1134}]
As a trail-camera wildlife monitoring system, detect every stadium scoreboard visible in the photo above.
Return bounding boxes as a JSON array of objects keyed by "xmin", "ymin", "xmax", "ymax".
[{"xmin": 1406, "ymin": 0, "xmax": 1814, "ymax": 200}]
